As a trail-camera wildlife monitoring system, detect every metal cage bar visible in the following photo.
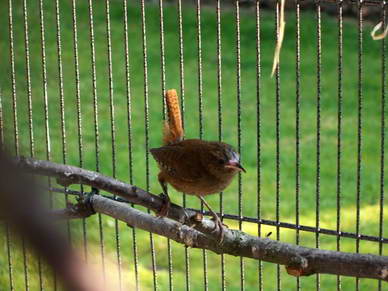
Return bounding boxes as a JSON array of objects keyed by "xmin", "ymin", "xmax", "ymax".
[
  {"xmin": 336, "ymin": 1, "xmax": 344, "ymax": 290},
  {"xmin": 378, "ymin": 3, "xmax": 386, "ymax": 291},
  {"xmin": 158, "ymin": 1, "xmax": 174, "ymax": 290},
  {"xmin": 215, "ymin": 1, "xmax": 226, "ymax": 289},
  {"xmin": 176, "ymin": 1, "xmax": 191, "ymax": 290},
  {"xmin": 195, "ymin": 1, "xmax": 209, "ymax": 290},
  {"xmin": 295, "ymin": 0, "xmax": 302, "ymax": 290},
  {"xmin": 255, "ymin": 1, "xmax": 263, "ymax": 290},
  {"xmin": 38, "ymin": 0, "xmax": 50, "ymax": 288},
  {"xmin": 87, "ymin": 0, "xmax": 107, "ymax": 282},
  {"xmin": 356, "ymin": 0, "xmax": 364, "ymax": 289},
  {"xmin": 71, "ymin": 0, "xmax": 88, "ymax": 264},
  {"xmin": 235, "ymin": 1, "xmax": 245, "ymax": 290},
  {"xmin": 274, "ymin": 0, "xmax": 282, "ymax": 289},
  {"xmin": 122, "ymin": 0, "xmax": 140, "ymax": 289},
  {"xmin": 140, "ymin": 1, "xmax": 159, "ymax": 290},
  {"xmin": 315, "ymin": 1, "xmax": 322, "ymax": 290}
]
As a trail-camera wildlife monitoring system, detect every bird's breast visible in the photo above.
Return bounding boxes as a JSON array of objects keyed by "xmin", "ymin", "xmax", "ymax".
[{"xmin": 164, "ymin": 170, "xmax": 236, "ymax": 196}]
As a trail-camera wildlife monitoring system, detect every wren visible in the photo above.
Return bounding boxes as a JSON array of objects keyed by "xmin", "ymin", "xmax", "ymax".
[{"xmin": 150, "ymin": 89, "xmax": 245, "ymax": 242}]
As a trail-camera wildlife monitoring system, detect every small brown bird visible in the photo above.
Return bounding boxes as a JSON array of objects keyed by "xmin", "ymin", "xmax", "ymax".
[{"xmin": 150, "ymin": 89, "xmax": 245, "ymax": 241}]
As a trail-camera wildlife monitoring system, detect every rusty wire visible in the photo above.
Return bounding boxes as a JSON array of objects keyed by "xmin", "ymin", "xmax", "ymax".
[
  {"xmin": 378, "ymin": 3, "xmax": 386, "ymax": 291},
  {"xmin": 336, "ymin": 1, "xmax": 344, "ymax": 290}
]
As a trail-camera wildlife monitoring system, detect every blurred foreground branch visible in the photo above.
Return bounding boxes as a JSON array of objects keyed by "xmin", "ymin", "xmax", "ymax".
[
  {"xmin": 17, "ymin": 157, "xmax": 388, "ymax": 282},
  {"xmin": 0, "ymin": 152, "xmax": 109, "ymax": 291}
]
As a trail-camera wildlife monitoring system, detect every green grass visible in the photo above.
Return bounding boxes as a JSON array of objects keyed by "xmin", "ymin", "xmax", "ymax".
[{"xmin": 0, "ymin": 1, "xmax": 387, "ymax": 290}]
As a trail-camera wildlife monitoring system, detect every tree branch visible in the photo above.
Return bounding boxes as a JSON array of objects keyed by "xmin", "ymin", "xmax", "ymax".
[{"xmin": 17, "ymin": 157, "xmax": 388, "ymax": 281}]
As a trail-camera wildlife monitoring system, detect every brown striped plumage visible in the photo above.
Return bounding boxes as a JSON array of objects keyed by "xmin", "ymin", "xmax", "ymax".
[{"xmin": 150, "ymin": 90, "xmax": 245, "ymax": 242}]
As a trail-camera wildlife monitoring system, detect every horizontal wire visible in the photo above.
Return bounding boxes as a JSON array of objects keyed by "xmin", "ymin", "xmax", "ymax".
[
  {"xmin": 242, "ymin": 0, "xmax": 387, "ymax": 7},
  {"xmin": 46, "ymin": 187, "xmax": 388, "ymax": 244}
]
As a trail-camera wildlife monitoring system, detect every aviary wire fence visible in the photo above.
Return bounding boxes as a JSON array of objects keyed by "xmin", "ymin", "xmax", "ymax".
[{"xmin": 0, "ymin": 0, "xmax": 386, "ymax": 290}]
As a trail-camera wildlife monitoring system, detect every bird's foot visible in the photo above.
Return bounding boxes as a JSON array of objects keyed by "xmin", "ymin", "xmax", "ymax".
[
  {"xmin": 211, "ymin": 215, "xmax": 227, "ymax": 244},
  {"xmin": 156, "ymin": 192, "xmax": 171, "ymax": 217}
]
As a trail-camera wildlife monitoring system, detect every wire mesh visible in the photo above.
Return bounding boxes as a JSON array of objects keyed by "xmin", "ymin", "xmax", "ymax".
[
  {"xmin": 255, "ymin": 1, "xmax": 263, "ymax": 290},
  {"xmin": 176, "ymin": 1, "xmax": 191, "ymax": 290},
  {"xmin": 295, "ymin": 1, "xmax": 301, "ymax": 290},
  {"xmin": 140, "ymin": 1, "xmax": 159, "ymax": 290},
  {"xmin": 378, "ymin": 4, "xmax": 386, "ymax": 291},
  {"xmin": 235, "ymin": 1, "xmax": 245, "ymax": 290},
  {"xmin": 87, "ymin": 0, "xmax": 107, "ymax": 282},
  {"xmin": 121, "ymin": 0, "xmax": 140, "ymax": 289},
  {"xmin": 38, "ymin": 0, "xmax": 50, "ymax": 288},
  {"xmin": 0, "ymin": 0, "xmax": 387, "ymax": 290},
  {"xmin": 216, "ymin": 1, "xmax": 226, "ymax": 290},
  {"xmin": 336, "ymin": 1, "xmax": 344, "ymax": 290},
  {"xmin": 315, "ymin": 1, "xmax": 322, "ymax": 290},
  {"xmin": 274, "ymin": 1, "xmax": 282, "ymax": 289}
]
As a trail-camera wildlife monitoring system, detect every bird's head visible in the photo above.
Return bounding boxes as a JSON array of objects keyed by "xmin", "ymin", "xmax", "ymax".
[{"xmin": 208, "ymin": 142, "xmax": 246, "ymax": 175}]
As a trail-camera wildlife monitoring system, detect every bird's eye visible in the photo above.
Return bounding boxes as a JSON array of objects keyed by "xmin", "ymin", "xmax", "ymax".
[{"xmin": 217, "ymin": 158, "xmax": 224, "ymax": 164}]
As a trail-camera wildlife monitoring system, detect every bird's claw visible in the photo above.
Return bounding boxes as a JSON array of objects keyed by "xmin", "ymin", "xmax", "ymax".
[
  {"xmin": 211, "ymin": 216, "xmax": 227, "ymax": 244},
  {"xmin": 156, "ymin": 192, "xmax": 171, "ymax": 217}
]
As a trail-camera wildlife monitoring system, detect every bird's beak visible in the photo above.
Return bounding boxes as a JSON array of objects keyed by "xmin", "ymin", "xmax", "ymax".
[
  {"xmin": 236, "ymin": 163, "xmax": 246, "ymax": 173},
  {"xmin": 225, "ymin": 161, "xmax": 246, "ymax": 173}
]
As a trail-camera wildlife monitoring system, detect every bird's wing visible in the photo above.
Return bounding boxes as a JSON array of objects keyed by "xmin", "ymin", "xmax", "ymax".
[{"xmin": 150, "ymin": 145, "xmax": 203, "ymax": 182}]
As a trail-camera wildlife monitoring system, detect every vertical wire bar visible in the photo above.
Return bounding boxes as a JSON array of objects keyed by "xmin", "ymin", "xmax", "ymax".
[
  {"xmin": 23, "ymin": 0, "xmax": 34, "ymax": 157},
  {"xmin": 0, "ymin": 89, "xmax": 14, "ymax": 290},
  {"xmin": 22, "ymin": 0, "xmax": 32, "ymax": 289},
  {"xmin": 315, "ymin": 1, "xmax": 322, "ymax": 290},
  {"xmin": 88, "ymin": 0, "xmax": 106, "ymax": 281},
  {"xmin": 196, "ymin": 0, "xmax": 204, "ymax": 140},
  {"xmin": 336, "ymin": 1, "xmax": 343, "ymax": 290},
  {"xmin": 55, "ymin": 0, "xmax": 67, "ymax": 165},
  {"xmin": 378, "ymin": 3, "xmax": 386, "ymax": 291},
  {"xmin": 274, "ymin": 1, "xmax": 281, "ymax": 290},
  {"xmin": 54, "ymin": 0, "xmax": 67, "ymax": 167},
  {"xmin": 235, "ymin": 1, "xmax": 244, "ymax": 290},
  {"xmin": 122, "ymin": 0, "xmax": 139, "ymax": 289},
  {"xmin": 295, "ymin": 0, "xmax": 301, "ymax": 290},
  {"xmin": 196, "ymin": 1, "xmax": 208, "ymax": 290},
  {"xmin": 5, "ymin": 224, "xmax": 14, "ymax": 291},
  {"xmin": 55, "ymin": 4, "xmax": 70, "ymax": 272},
  {"xmin": 158, "ymin": 1, "xmax": 174, "ymax": 289},
  {"xmin": 215, "ymin": 1, "xmax": 226, "ymax": 290},
  {"xmin": 38, "ymin": 0, "xmax": 50, "ymax": 288},
  {"xmin": 255, "ymin": 1, "xmax": 263, "ymax": 290},
  {"xmin": 355, "ymin": 1, "xmax": 363, "ymax": 289},
  {"xmin": 54, "ymin": 4, "xmax": 68, "ymax": 287},
  {"xmin": 105, "ymin": 0, "xmax": 123, "ymax": 288},
  {"xmin": 177, "ymin": 0, "xmax": 186, "ymax": 132},
  {"xmin": 8, "ymin": 0, "xmax": 19, "ymax": 157},
  {"xmin": 71, "ymin": 0, "xmax": 88, "ymax": 262},
  {"xmin": 159, "ymin": 0, "xmax": 167, "ymax": 118},
  {"xmin": 7, "ymin": 18, "xmax": 21, "ymax": 291},
  {"xmin": 140, "ymin": 1, "xmax": 159, "ymax": 290},
  {"xmin": 158, "ymin": 0, "xmax": 173, "ymax": 287},
  {"xmin": 177, "ymin": 1, "xmax": 190, "ymax": 290}
]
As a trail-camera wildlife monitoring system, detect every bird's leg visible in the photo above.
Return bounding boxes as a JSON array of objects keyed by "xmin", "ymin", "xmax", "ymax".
[
  {"xmin": 197, "ymin": 195, "xmax": 225, "ymax": 243},
  {"xmin": 157, "ymin": 179, "xmax": 171, "ymax": 217}
]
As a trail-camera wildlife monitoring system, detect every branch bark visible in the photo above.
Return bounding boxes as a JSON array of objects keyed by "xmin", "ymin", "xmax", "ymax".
[{"xmin": 17, "ymin": 157, "xmax": 388, "ymax": 282}]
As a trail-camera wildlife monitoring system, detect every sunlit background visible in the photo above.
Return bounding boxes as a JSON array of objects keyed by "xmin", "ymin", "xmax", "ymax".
[{"xmin": 0, "ymin": 0, "xmax": 386, "ymax": 290}]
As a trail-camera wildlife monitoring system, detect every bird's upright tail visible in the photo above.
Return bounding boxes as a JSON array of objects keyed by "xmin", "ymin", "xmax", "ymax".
[{"xmin": 163, "ymin": 89, "xmax": 183, "ymax": 145}]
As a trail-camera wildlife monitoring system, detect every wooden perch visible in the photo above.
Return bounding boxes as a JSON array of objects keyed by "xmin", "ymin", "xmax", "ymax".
[{"xmin": 17, "ymin": 157, "xmax": 388, "ymax": 282}]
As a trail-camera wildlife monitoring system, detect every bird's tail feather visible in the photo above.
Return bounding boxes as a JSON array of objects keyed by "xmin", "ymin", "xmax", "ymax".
[{"xmin": 163, "ymin": 89, "xmax": 183, "ymax": 145}]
